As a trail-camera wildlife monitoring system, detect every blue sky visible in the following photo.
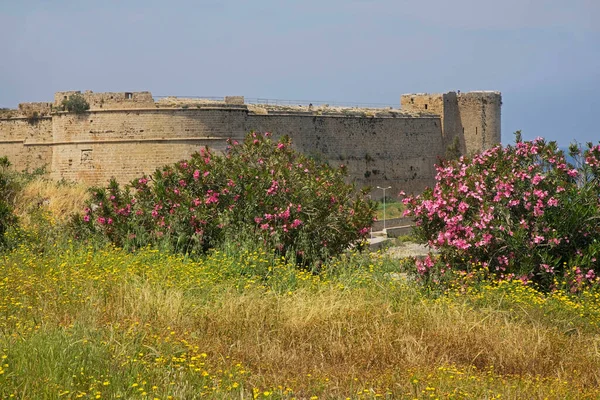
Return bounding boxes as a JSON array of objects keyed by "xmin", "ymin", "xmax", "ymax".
[{"xmin": 1, "ymin": 0, "xmax": 598, "ymax": 145}]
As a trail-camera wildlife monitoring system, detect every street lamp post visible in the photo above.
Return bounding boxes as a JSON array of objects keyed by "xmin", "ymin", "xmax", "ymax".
[
  {"xmin": 377, "ymin": 186, "xmax": 392, "ymax": 232},
  {"xmin": 366, "ymin": 194, "xmax": 373, "ymax": 239}
]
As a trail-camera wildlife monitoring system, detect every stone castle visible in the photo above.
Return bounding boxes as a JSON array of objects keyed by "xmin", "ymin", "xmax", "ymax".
[{"xmin": 0, "ymin": 90, "xmax": 501, "ymax": 197}]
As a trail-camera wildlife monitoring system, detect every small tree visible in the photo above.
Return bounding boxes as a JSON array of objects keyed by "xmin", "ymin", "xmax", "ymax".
[{"xmin": 62, "ymin": 94, "xmax": 90, "ymax": 114}]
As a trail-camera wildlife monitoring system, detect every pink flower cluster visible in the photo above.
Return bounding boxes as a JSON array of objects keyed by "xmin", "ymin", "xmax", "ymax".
[
  {"xmin": 80, "ymin": 131, "xmax": 374, "ymax": 265},
  {"xmin": 402, "ymin": 137, "xmax": 600, "ymax": 286},
  {"xmin": 266, "ymin": 180, "xmax": 279, "ymax": 196}
]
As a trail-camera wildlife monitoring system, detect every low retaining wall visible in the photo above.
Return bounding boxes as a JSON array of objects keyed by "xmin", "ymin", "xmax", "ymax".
[
  {"xmin": 372, "ymin": 217, "xmax": 413, "ymax": 231},
  {"xmin": 386, "ymin": 225, "xmax": 415, "ymax": 238}
]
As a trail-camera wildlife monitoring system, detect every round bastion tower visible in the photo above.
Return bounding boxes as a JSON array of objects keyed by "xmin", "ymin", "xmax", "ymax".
[{"xmin": 456, "ymin": 91, "xmax": 502, "ymax": 155}]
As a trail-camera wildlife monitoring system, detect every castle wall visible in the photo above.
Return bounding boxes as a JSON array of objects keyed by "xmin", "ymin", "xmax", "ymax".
[
  {"xmin": 401, "ymin": 91, "xmax": 502, "ymax": 157},
  {"xmin": 50, "ymin": 107, "xmax": 247, "ymax": 183},
  {"xmin": 400, "ymin": 94, "xmax": 444, "ymax": 115},
  {"xmin": 401, "ymin": 93, "xmax": 456, "ymax": 148},
  {"xmin": 247, "ymin": 114, "xmax": 445, "ymax": 196},
  {"xmin": 1, "ymin": 90, "xmax": 501, "ymax": 198},
  {"xmin": 54, "ymin": 91, "xmax": 155, "ymax": 110},
  {"xmin": 0, "ymin": 116, "xmax": 53, "ymax": 171},
  {"xmin": 47, "ymin": 107, "xmax": 446, "ymax": 194},
  {"xmin": 18, "ymin": 102, "xmax": 54, "ymax": 118}
]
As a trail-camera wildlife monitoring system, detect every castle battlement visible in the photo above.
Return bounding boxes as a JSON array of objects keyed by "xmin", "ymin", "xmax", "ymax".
[{"xmin": 0, "ymin": 90, "xmax": 501, "ymax": 197}]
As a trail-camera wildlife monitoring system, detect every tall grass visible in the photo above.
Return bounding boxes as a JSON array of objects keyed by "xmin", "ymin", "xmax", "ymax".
[
  {"xmin": 12, "ymin": 177, "xmax": 89, "ymax": 225},
  {"xmin": 2, "ymin": 242, "xmax": 600, "ymax": 399}
]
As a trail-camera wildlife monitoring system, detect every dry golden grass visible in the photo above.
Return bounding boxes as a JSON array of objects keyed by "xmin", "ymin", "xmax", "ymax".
[
  {"xmin": 3, "ymin": 246, "xmax": 600, "ymax": 398},
  {"xmin": 13, "ymin": 178, "xmax": 89, "ymax": 224},
  {"xmin": 103, "ymin": 279, "xmax": 600, "ymax": 395}
]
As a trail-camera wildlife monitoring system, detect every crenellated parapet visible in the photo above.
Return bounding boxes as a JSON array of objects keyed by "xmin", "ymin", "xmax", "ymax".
[{"xmin": 18, "ymin": 102, "xmax": 54, "ymax": 118}]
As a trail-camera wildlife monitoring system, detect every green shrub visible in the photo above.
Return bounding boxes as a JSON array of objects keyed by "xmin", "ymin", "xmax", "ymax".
[
  {"xmin": 0, "ymin": 157, "xmax": 18, "ymax": 245},
  {"xmin": 61, "ymin": 94, "xmax": 90, "ymax": 114},
  {"xmin": 402, "ymin": 133, "xmax": 600, "ymax": 291},
  {"xmin": 74, "ymin": 132, "xmax": 375, "ymax": 266},
  {"xmin": 26, "ymin": 111, "xmax": 40, "ymax": 125}
]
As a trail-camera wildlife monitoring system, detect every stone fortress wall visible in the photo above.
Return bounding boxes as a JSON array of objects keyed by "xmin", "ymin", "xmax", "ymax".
[{"xmin": 0, "ymin": 90, "xmax": 501, "ymax": 198}]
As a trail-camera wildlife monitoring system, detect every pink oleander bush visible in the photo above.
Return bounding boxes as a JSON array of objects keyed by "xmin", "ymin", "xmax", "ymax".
[
  {"xmin": 73, "ymin": 132, "xmax": 375, "ymax": 266},
  {"xmin": 402, "ymin": 132, "xmax": 600, "ymax": 291}
]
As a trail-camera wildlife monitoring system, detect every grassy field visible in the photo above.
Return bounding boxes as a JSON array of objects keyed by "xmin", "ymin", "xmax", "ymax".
[
  {"xmin": 2, "ymin": 239, "xmax": 600, "ymax": 399},
  {"xmin": 1, "ymin": 177, "xmax": 599, "ymax": 398},
  {"xmin": 374, "ymin": 200, "xmax": 405, "ymax": 221}
]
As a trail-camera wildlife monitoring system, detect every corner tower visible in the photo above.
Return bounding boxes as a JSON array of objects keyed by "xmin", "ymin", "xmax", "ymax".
[{"xmin": 401, "ymin": 91, "xmax": 502, "ymax": 156}]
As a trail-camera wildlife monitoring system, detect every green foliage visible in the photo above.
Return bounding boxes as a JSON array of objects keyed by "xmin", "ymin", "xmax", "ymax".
[
  {"xmin": 403, "ymin": 135, "xmax": 600, "ymax": 291},
  {"xmin": 74, "ymin": 132, "xmax": 375, "ymax": 266},
  {"xmin": 2, "ymin": 244, "xmax": 600, "ymax": 398},
  {"xmin": 375, "ymin": 199, "xmax": 405, "ymax": 220},
  {"xmin": 26, "ymin": 111, "xmax": 40, "ymax": 125},
  {"xmin": 61, "ymin": 94, "xmax": 90, "ymax": 114},
  {"xmin": 0, "ymin": 157, "xmax": 18, "ymax": 246}
]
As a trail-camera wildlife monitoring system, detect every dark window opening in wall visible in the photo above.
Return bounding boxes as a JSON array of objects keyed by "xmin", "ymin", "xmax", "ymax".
[
  {"xmin": 125, "ymin": 92, "xmax": 133, "ymax": 100},
  {"xmin": 476, "ymin": 127, "xmax": 478, "ymax": 135},
  {"xmin": 411, "ymin": 98, "xmax": 414, "ymax": 104},
  {"xmin": 462, "ymin": 127, "xmax": 465, "ymax": 134},
  {"xmin": 424, "ymin": 104, "xmax": 428, "ymax": 110}
]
